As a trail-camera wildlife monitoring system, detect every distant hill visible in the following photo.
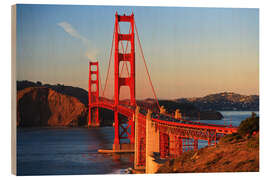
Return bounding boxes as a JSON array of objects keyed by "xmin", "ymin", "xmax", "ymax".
[
  {"xmin": 136, "ymin": 99, "xmax": 197, "ymax": 112},
  {"xmin": 176, "ymin": 92, "xmax": 259, "ymax": 111},
  {"xmin": 136, "ymin": 99, "xmax": 223, "ymax": 120}
]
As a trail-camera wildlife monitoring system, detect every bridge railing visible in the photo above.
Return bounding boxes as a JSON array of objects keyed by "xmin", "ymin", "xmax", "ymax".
[
  {"xmin": 152, "ymin": 116, "xmax": 237, "ymax": 134},
  {"xmin": 152, "ymin": 111, "xmax": 237, "ymax": 131}
]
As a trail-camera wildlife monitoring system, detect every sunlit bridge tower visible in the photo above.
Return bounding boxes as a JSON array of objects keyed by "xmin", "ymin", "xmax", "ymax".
[
  {"xmin": 88, "ymin": 61, "xmax": 100, "ymax": 127},
  {"xmin": 113, "ymin": 12, "xmax": 136, "ymax": 150}
]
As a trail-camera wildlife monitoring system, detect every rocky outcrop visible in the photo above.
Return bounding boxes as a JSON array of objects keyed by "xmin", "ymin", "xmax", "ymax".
[
  {"xmin": 17, "ymin": 80, "xmax": 89, "ymax": 106},
  {"xmin": 17, "ymin": 87, "xmax": 87, "ymax": 127}
]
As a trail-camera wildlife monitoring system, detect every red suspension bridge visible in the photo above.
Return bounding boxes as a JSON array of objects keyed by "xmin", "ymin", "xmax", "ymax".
[{"xmin": 88, "ymin": 12, "xmax": 237, "ymax": 172}]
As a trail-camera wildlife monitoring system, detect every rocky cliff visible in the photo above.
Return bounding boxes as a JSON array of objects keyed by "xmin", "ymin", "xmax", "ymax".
[{"xmin": 17, "ymin": 87, "xmax": 87, "ymax": 127}]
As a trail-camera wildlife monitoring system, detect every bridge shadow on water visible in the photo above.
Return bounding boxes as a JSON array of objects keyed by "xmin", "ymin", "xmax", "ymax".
[{"xmin": 85, "ymin": 126, "xmax": 134, "ymax": 170}]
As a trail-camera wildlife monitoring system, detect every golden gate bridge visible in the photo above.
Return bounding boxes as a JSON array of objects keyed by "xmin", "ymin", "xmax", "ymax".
[{"xmin": 88, "ymin": 12, "xmax": 237, "ymax": 173}]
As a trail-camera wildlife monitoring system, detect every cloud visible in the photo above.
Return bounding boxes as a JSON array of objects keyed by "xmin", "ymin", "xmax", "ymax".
[
  {"xmin": 58, "ymin": 21, "xmax": 98, "ymax": 59},
  {"xmin": 58, "ymin": 22, "xmax": 88, "ymax": 44}
]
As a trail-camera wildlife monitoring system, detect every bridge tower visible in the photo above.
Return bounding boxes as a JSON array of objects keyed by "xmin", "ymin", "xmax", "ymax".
[
  {"xmin": 113, "ymin": 12, "xmax": 135, "ymax": 150},
  {"xmin": 88, "ymin": 61, "xmax": 100, "ymax": 127}
]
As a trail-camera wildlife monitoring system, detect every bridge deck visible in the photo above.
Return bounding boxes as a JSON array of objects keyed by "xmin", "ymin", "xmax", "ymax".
[{"xmin": 90, "ymin": 99, "xmax": 238, "ymax": 134}]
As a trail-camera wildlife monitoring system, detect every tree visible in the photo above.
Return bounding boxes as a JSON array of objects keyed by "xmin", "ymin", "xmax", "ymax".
[
  {"xmin": 36, "ymin": 81, "xmax": 42, "ymax": 86},
  {"xmin": 238, "ymin": 112, "xmax": 259, "ymax": 137}
]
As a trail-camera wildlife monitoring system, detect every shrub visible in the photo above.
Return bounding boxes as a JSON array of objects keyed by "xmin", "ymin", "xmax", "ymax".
[
  {"xmin": 220, "ymin": 133, "xmax": 242, "ymax": 143},
  {"xmin": 238, "ymin": 112, "xmax": 259, "ymax": 137}
]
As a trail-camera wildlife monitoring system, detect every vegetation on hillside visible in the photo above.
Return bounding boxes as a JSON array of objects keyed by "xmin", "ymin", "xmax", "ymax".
[
  {"xmin": 238, "ymin": 112, "xmax": 259, "ymax": 137},
  {"xmin": 220, "ymin": 112, "xmax": 259, "ymax": 144},
  {"xmin": 157, "ymin": 113, "xmax": 259, "ymax": 173}
]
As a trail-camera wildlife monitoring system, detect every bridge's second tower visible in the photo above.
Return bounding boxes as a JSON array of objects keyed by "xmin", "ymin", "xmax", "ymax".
[
  {"xmin": 113, "ymin": 12, "xmax": 135, "ymax": 150},
  {"xmin": 88, "ymin": 61, "xmax": 100, "ymax": 127}
]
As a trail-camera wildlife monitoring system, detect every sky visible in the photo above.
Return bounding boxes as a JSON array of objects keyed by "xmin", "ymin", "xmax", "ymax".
[{"xmin": 16, "ymin": 4, "xmax": 259, "ymax": 99}]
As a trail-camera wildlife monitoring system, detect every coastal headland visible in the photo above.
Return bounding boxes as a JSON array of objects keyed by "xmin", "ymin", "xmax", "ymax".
[{"xmin": 17, "ymin": 80, "xmax": 259, "ymax": 127}]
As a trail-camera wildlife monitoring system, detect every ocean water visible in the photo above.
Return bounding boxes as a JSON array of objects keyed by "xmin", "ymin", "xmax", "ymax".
[
  {"xmin": 17, "ymin": 127, "xmax": 133, "ymax": 175},
  {"xmin": 17, "ymin": 111, "xmax": 258, "ymax": 175},
  {"xmin": 199, "ymin": 111, "xmax": 259, "ymax": 127}
]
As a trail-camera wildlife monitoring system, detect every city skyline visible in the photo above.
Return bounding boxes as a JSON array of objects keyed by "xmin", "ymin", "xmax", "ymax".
[{"xmin": 16, "ymin": 4, "xmax": 259, "ymax": 99}]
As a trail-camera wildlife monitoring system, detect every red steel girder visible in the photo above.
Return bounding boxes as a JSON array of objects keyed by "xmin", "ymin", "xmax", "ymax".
[
  {"xmin": 113, "ymin": 12, "xmax": 136, "ymax": 146},
  {"xmin": 88, "ymin": 61, "xmax": 100, "ymax": 127}
]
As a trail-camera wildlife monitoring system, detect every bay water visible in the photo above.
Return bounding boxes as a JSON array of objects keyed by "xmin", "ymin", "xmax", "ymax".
[{"xmin": 17, "ymin": 111, "xmax": 258, "ymax": 175}]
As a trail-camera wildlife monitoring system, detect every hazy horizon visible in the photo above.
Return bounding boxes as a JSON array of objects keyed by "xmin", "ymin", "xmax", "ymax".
[{"xmin": 16, "ymin": 5, "xmax": 259, "ymax": 99}]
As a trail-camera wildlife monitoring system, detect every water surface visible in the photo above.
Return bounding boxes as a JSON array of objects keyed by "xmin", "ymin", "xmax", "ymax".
[
  {"xmin": 17, "ymin": 127, "xmax": 133, "ymax": 175},
  {"xmin": 17, "ymin": 111, "xmax": 258, "ymax": 175}
]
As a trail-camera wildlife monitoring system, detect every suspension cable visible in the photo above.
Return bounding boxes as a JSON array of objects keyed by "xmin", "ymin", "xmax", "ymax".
[
  {"xmin": 102, "ymin": 24, "xmax": 115, "ymax": 97},
  {"xmin": 134, "ymin": 22, "xmax": 161, "ymax": 110}
]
